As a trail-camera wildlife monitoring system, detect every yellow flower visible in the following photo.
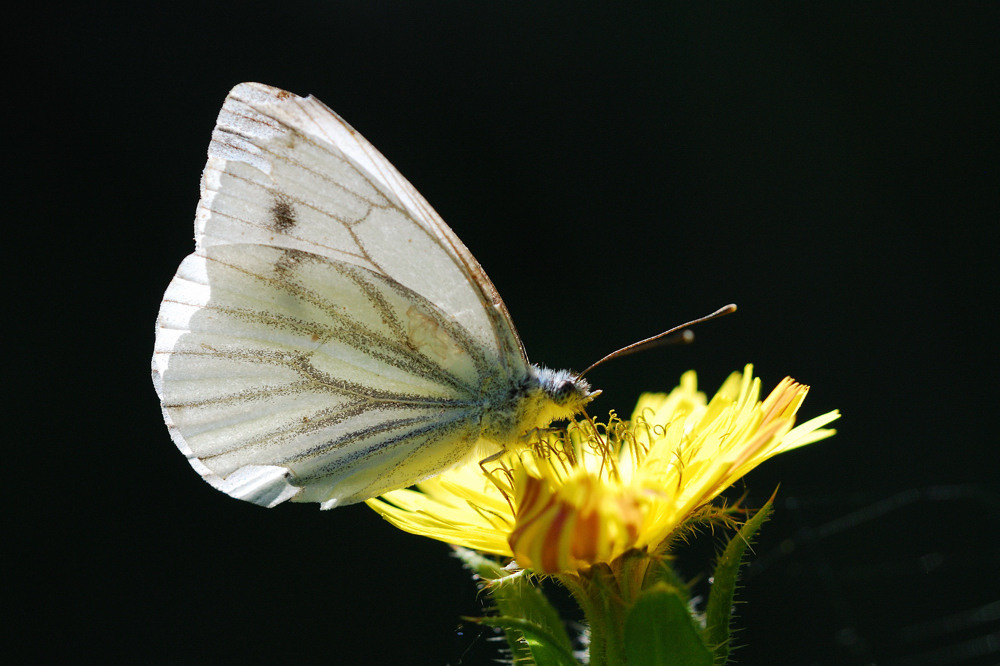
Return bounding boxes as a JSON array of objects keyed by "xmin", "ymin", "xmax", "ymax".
[{"xmin": 365, "ymin": 365, "xmax": 839, "ymax": 574}]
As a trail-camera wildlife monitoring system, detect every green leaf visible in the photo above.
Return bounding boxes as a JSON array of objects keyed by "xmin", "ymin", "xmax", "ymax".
[
  {"xmin": 454, "ymin": 548, "xmax": 577, "ymax": 665},
  {"xmin": 703, "ymin": 497, "xmax": 774, "ymax": 664},
  {"xmin": 624, "ymin": 584, "xmax": 713, "ymax": 666},
  {"xmin": 477, "ymin": 616, "xmax": 581, "ymax": 666}
]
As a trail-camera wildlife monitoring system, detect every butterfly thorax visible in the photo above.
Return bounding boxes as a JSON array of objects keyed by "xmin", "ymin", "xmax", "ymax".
[{"xmin": 479, "ymin": 365, "xmax": 595, "ymax": 448}]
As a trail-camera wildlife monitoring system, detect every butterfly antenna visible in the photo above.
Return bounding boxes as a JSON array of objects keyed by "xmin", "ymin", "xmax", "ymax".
[{"xmin": 578, "ymin": 304, "xmax": 737, "ymax": 379}]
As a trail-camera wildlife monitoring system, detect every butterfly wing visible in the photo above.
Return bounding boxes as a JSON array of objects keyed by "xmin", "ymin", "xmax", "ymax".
[{"xmin": 153, "ymin": 83, "xmax": 528, "ymax": 508}]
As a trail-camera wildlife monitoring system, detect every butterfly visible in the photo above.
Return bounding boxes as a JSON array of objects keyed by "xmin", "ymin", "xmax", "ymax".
[{"xmin": 152, "ymin": 83, "xmax": 599, "ymax": 510}]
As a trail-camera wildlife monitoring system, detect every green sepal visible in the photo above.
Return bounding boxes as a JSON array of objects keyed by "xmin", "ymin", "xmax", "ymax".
[
  {"xmin": 703, "ymin": 496, "xmax": 774, "ymax": 663},
  {"xmin": 641, "ymin": 554, "xmax": 692, "ymax": 606},
  {"xmin": 454, "ymin": 548, "xmax": 577, "ymax": 665},
  {"xmin": 624, "ymin": 583, "xmax": 714, "ymax": 666}
]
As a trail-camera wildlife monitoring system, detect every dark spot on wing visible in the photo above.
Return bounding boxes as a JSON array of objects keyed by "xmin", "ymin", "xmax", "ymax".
[{"xmin": 270, "ymin": 195, "xmax": 297, "ymax": 232}]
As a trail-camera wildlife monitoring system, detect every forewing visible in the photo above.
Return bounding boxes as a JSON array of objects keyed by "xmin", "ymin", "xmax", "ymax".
[
  {"xmin": 196, "ymin": 82, "xmax": 526, "ymax": 373},
  {"xmin": 153, "ymin": 243, "xmax": 492, "ymax": 507}
]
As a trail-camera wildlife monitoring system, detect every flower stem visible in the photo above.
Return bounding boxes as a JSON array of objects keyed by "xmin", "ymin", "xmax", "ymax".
[{"xmin": 560, "ymin": 563, "xmax": 630, "ymax": 666}]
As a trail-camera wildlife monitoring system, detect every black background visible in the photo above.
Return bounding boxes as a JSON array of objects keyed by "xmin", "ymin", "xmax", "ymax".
[{"xmin": 14, "ymin": 2, "xmax": 997, "ymax": 664}]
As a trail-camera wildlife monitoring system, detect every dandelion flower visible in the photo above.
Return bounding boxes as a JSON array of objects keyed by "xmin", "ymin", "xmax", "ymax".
[{"xmin": 366, "ymin": 364, "xmax": 839, "ymax": 574}]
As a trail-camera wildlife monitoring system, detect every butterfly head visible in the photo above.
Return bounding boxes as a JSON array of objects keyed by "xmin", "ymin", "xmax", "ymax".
[{"xmin": 532, "ymin": 365, "xmax": 600, "ymax": 424}]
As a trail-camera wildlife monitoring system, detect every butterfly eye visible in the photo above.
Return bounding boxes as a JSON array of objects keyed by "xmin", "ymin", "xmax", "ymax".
[{"xmin": 554, "ymin": 380, "xmax": 577, "ymax": 402}]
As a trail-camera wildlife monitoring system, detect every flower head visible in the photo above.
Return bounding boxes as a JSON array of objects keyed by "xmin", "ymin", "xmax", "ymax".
[{"xmin": 366, "ymin": 365, "xmax": 839, "ymax": 574}]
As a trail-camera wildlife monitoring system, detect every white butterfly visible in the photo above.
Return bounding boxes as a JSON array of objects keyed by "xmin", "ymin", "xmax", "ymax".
[{"xmin": 152, "ymin": 82, "xmax": 598, "ymax": 510}]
